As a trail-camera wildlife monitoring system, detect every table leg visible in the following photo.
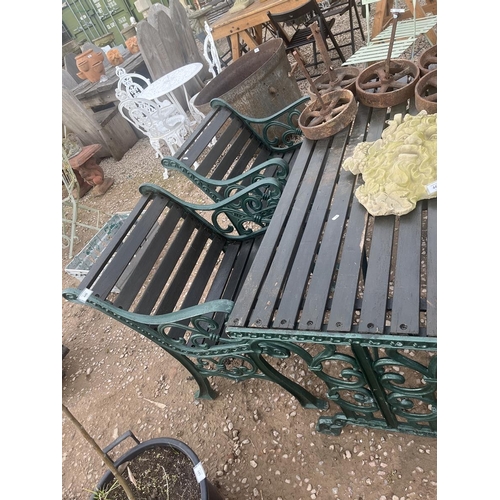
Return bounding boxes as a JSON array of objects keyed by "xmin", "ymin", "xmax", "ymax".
[
  {"xmin": 167, "ymin": 91, "xmax": 194, "ymax": 132},
  {"xmin": 240, "ymin": 30, "xmax": 258, "ymax": 50},
  {"xmin": 230, "ymin": 34, "xmax": 242, "ymax": 61}
]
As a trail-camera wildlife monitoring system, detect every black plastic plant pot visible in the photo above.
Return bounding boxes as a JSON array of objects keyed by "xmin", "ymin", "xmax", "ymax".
[{"xmin": 91, "ymin": 431, "xmax": 223, "ymax": 500}]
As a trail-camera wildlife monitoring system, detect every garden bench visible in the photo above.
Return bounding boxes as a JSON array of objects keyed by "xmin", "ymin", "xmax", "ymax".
[{"xmin": 63, "ymin": 96, "xmax": 316, "ymax": 405}]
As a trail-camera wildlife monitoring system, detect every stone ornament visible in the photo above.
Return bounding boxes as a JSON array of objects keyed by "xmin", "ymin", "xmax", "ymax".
[
  {"xmin": 342, "ymin": 111, "xmax": 437, "ymax": 216},
  {"xmin": 106, "ymin": 48, "xmax": 124, "ymax": 66},
  {"xmin": 125, "ymin": 36, "xmax": 140, "ymax": 54}
]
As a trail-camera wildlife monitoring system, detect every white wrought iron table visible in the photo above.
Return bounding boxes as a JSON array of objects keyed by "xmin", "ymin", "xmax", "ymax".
[{"xmin": 140, "ymin": 62, "xmax": 204, "ymax": 126}]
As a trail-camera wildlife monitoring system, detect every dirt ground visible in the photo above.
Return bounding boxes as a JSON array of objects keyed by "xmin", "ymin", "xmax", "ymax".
[{"xmin": 61, "ymin": 137, "xmax": 437, "ymax": 500}]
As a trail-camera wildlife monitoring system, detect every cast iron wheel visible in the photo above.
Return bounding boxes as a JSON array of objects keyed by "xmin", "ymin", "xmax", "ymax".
[
  {"xmin": 299, "ymin": 89, "xmax": 357, "ymax": 140},
  {"xmin": 415, "ymin": 69, "xmax": 437, "ymax": 114},
  {"xmin": 309, "ymin": 67, "xmax": 360, "ymax": 98},
  {"xmin": 355, "ymin": 59, "xmax": 420, "ymax": 108},
  {"xmin": 417, "ymin": 45, "xmax": 437, "ymax": 75}
]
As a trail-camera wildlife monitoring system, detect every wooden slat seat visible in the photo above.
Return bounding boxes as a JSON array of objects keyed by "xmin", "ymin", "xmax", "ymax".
[{"xmin": 62, "ymin": 96, "xmax": 317, "ymax": 405}]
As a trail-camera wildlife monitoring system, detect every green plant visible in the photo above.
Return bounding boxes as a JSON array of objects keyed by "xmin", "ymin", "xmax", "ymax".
[{"xmin": 86, "ymin": 480, "xmax": 120, "ymax": 499}]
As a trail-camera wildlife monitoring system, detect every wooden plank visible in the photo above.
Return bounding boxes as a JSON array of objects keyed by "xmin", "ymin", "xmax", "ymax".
[
  {"xmin": 358, "ymin": 215, "xmax": 396, "ymax": 333},
  {"xmin": 175, "ymin": 107, "xmax": 231, "ymax": 167},
  {"xmin": 197, "ymin": 119, "xmax": 247, "ymax": 176},
  {"xmin": 113, "ymin": 208, "xmax": 185, "ymax": 310},
  {"xmin": 90, "ymin": 196, "xmax": 169, "ymax": 299},
  {"xmin": 228, "ymin": 138, "xmax": 315, "ymax": 327},
  {"xmin": 95, "ymin": 108, "xmax": 139, "ymax": 161},
  {"xmin": 134, "ymin": 216, "xmax": 199, "ymax": 314},
  {"xmin": 391, "ymin": 202, "xmax": 423, "ymax": 335},
  {"xmin": 298, "ymin": 104, "xmax": 370, "ymax": 330},
  {"xmin": 275, "ymin": 127, "xmax": 349, "ymax": 329},
  {"xmin": 155, "ymin": 229, "xmax": 211, "ymax": 315},
  {"xmin": 79, "ymin": 194, "xmax": 152, "ymax": 290},
  {"xmin": 248, "ymin": 138, "xmax": 331, "ymax": 327},
  {"xmin": 426, "ymin": 198, "xmax": 437, "ymax": 337},
  {"xmin": 298, "ymin": 167, "xmax": 356, "ymax": 330},
  {"xmin": 62, "ymin": 86, "xmax": 111, "ymax": 158},
  {"xmin": 327, "ymin": 175, "xmax": 369, "ymax": 332}
]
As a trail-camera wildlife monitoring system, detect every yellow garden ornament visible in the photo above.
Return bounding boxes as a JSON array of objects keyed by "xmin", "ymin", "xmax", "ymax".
[{"xmin": 342, "ymin": 111, "xmax": 437, "ymax": 216}]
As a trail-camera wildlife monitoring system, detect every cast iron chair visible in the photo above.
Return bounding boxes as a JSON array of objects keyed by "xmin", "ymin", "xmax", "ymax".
[
  {"xmin": 267, "ymin": 0, "xmax": 346, "ymax": 76},
  {"xmin": 118, "ymin": 97, "xmax": 190, "ymax": 177},
  {"xmin": 115, "ymin": 66, "xmax": 178, "ymax": 118}
]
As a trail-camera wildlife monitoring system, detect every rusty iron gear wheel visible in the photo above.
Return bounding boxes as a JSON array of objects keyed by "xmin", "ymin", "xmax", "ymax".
[
  {"xmin": 417, "ymin": 45, "xmax": 437, "ymax": 75},
  {"xmin": 309, "ymin": 66, "xmax": 360, "ymax": 98},
  {"xmin": 355, "ymin": 59, "xmax": 420, "ymax": 108},
  {"xmin": 299, "ymin": 89, "xmax": 357, "ymax": 140},
  {"xmin": 415, "ymin": 69, "xmax": 437, "ymax": 114}
]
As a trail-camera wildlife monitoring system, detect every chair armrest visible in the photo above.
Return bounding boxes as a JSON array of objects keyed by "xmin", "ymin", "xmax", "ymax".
[
  {"xmin": 161, "ymin": 156, "xmax": 289, "ymax": 203},
  {"xmin": 63, "ymin": 288, "xmax": 235, "ymax": 351},
  {"xmin": 209, "ymin": 96, "xmax": 310, "ymax": 152},
  {"xmin": 139, "ymin": 178, "xmax": 284, "ymax": 238}
]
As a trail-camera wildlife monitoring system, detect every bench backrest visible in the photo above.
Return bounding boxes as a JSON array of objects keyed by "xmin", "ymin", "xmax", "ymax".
[{"xmin": 172, "ymin": 97, "xmax": 308, "ymax": 181}]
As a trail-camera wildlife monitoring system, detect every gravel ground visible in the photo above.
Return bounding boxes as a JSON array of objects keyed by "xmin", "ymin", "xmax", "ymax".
[{"xmin": 61, "ymin": 5, "xmax": 440, "ymax": 500}]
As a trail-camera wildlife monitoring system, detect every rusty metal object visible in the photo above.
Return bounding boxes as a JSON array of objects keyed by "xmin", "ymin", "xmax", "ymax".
[
  {"xmin": 418, "ymin": 45, "xmax": 437, "ymax": 75},
  {"xmin": 415, "ymin": 69, "xmax": 437, "ymax": 114},
  {"xmin": 298, "ymin": 89, "xmax": 357, "ymax": 140},
  {"xmin": 355, "ymin": 9, "xmax": 420, "ymax": 108},
  {"xmin": 306, "ymin": 22, "xmax": 359, "ymax": 98},
  {"xmin": 355, "ymin": 58, "xmax": 420, "ymax": 108},
  {"xmin": 308, "ymin": 67, "xmax": 360, "ymax": 99}
]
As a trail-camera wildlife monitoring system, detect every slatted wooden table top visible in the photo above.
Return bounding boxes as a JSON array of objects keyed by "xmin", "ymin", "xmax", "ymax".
[{"xmin": 227, "ymin": 100, "xmax": 437, "ymax": 340}]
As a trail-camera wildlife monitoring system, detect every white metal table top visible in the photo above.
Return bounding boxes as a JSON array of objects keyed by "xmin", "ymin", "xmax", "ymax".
[{"xmin": 140, "ymin": 63, "xmax": 203, "ymax": 100}]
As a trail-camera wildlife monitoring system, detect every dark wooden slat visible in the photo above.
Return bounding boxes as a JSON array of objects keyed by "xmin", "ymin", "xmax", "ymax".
[
  {"xmin": 114, "ymin": 208, "xmax": 184, "ymax": 310},
  {"xmin": 79, "ymin": 194, "xmax": 151, "ymax": 290},
  {"xmin": 391, "ymin": 203, "xmax": 423, "ymax": 335},
  {"xmin": 174, "ymin": 107, "xmax": 231, "ymax": 167},
  {"xmin": 327, "ymin": 176, "xmax": 369, "ymax": 332},
  {"xmin": 178, "ymin": 237, "xmax": 226, "ymax": 310},
  {"xmin": 197, "ymin": 120, "xmax": 247, "ymax": 177},
  {"xmin": 298, "ymin": 168, "xmax": 357, "ymax": 330},
  {"xmin": 207, "ymin": 239, "xmax": 255, "ymax": 344},
  {"xmin": 275, "ymin": 128, "xmax": 349, "ymax": 328},
  {"xmin": 228, "ymin": 138, "xmax": 316, "ymax": 327},
  {"xmin": 426, "ymin": 199, "xmax": 437, "ymax": 337},
  {"xmin": 209, "ymin": 128, "xmax": 253, "ymax": 178},
  {"xmin": 297, "ymin": 104, "xmax": 372, "ymax": 330},
  {"xmin": 358, "ymin": 215, "xmax": 396, "ymax": 333},
  {"xmin": 154, "ymin": 229, "xmax": 210, "ymax": 315},
  {"xmin": 168, "ymin": 237, "xmax": 226, "ymax": 339},
  {"xmin": 134, "ymin": 217, "xmax": 198, "ymax": 314},
  {"xmin": 204, "ymin": 243, "xmax": 241, "ymax": 302},
  {"xmin": 248, "ymin": 138, "xmax": 331, "ymax": 327},
  {"xmin": 91, "ymin": 196, "xmax": 169, "ymax": 299}
]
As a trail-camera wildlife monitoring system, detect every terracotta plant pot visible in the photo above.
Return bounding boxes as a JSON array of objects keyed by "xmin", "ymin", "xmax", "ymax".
[
  {"xmin": 75, "ymin": 49, "xmax": 106, "ymax": 83},
  {"xmin": 125, "ymin": 36, "xmax": 140, "ymax": 54},
  {"xmin": 106, "ymin": 48, "xmax": 124, "ymax": 66}
]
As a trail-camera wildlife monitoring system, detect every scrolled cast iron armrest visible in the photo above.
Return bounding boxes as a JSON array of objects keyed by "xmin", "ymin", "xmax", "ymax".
[
  {"xmin": 161, "ymin": 156, "xmax": 289, "ymax": 203},
  {"xmin": 62, "ymin": 289, "xmax": 235, "ymax": 351},
  {"xmin": 209, "ymin": 95, "xmax": 310, "ymax": 152},
  {"xmin": 139, "ymin": 179, "xmax": 284, "ymax": 238}
]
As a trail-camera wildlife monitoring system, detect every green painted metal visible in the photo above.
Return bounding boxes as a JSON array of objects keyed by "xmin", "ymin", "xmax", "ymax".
[
  {"xmin": 62, "ymin": 0, "xmax": 169, "ymax": 45},
  {"xmin": 209, "ymin": 96, "xmax": 310, "ymax": 152},
  {"xmin": 138, "ymin": 180, "xmax": 285, "ymax": 238},
  {"xmin": 228, "ymin": 328, "xmax": 436, "ymax": 437}
]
